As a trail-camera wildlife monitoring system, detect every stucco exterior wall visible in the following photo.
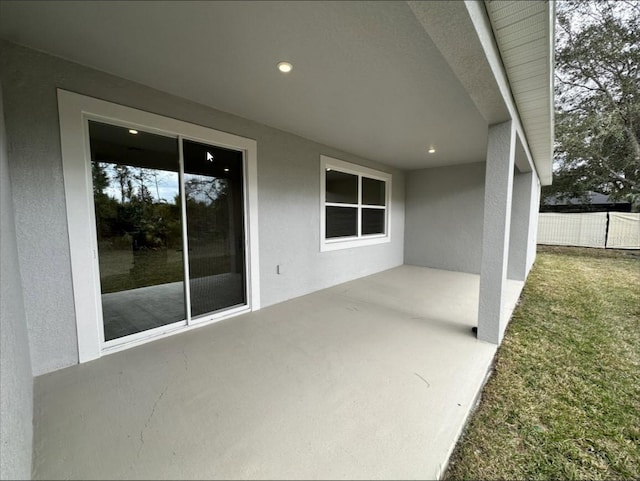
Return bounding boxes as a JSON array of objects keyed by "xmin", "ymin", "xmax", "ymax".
[
  {"xmin": 0, "ymin": 40, "xmax": 405, "ymax": 376},
  {"xmin": 0, "ymin": 83, "xmax": 33, "ymax": 480},
  {"xmin": 527, "ymin": 177, "xmax": 541, "ymax": 273},
  {"xmin": 404, "ymin": 162, "xmax": 485, "ymax": 274},
  {"xmin": 508, "ymin": 170, "xmax": 533, "ymax": 281}
]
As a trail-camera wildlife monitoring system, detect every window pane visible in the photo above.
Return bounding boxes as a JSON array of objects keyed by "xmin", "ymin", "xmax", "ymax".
[
  {"xmin": 326, "ymin": 206, "xmax": 357, "ymax": 238},
  {"xmin": 362, "ymin": 208, "xmax": 385, "ymax": 235},
  {"xmin": 88, "ymin": 120, "xmax": 185, "ymax": 341},
  {"xmin": 183, "ymin": 139, "xmax": 246, "ymax": 318},
  {"xmin": 326, "ymin": 170, "xmax": 358, "ymax": 204},
  {"xmin": 362, "ymin": 177, "xmax": 386, "ymax": 206}
]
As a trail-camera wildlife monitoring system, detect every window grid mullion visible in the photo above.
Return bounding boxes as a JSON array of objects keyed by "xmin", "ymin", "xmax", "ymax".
[
  {"xmin": 325, "ymin": 202, "xmax": 359, "ymax": 208},
  {"xmin": 357, "ymin": 175, "xmax": 362, "ymax": 238}
]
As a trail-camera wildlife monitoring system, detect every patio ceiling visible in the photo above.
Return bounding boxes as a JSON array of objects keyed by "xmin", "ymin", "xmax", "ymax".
[{"xmin": 0, "ymin": 0, "xmax": 492, "ymax": 170}]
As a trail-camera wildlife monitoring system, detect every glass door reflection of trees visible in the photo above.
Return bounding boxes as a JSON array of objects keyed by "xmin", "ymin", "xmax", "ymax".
[
  {"xmin": 183, "ymin": 139, "xmax": 246, "ymax": 318},
  {"xmin": 89, "ymin": 121, "xmax": 246, "ymax": 342}
]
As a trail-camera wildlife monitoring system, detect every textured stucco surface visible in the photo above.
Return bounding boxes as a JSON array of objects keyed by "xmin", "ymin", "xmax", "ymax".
[
  {"xmin": 0, "ymin": 83, "xmax": 33, "ymax": 480},
  {"xmin": 404, "ymin": 162, "xmax": 485, "ymax": 274},
  {"xmin": 0, "ymin": 40, "xmax": 404, "ymax": 375},
  {"xmin": 407, "ymin": 1, "xmax": 509, "ymax": 125},
  {"xmin": 526, "ymin": 178, "xmax": 541, "ymax": 273},
  {"xmin": 508, "ymin": 171, "xmax": 534, "ymax": 281},
  {"xmin": 478, "ymin": 121, "xmax": 515, "ymax": 344}
]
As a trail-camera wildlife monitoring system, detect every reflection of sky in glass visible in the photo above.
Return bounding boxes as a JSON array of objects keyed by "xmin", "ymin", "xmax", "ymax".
[{"xmin": 102, "ymin": 163, "xmax": 179, "ymax": 204}]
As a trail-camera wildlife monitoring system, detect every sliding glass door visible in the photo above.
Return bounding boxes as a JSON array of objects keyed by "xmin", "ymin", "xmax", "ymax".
[
  {"xmin": 88, "ymin": 120, "xmax": 246, "ymax": 343},
  {"xmin": 183, "ymin": 140, "xmax": 246, "ymax": 318}
]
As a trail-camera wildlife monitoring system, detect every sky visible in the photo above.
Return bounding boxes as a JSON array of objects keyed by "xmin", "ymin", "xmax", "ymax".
[{"xmin": 101, "ymin": 163, "xmax": 180, "ymax": 204}]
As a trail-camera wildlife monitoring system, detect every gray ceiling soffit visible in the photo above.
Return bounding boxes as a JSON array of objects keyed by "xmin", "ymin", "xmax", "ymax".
[
  {"xmin": 0, "ymin": 0, "xmax": 554, "ymax": 179},
  {"xmin": 0, "ymin": 1, "xmax": 496, "ymax": 171},
  {"xmin": 407, "ymin": 0, "xmax": 510, "ymax": 125}
]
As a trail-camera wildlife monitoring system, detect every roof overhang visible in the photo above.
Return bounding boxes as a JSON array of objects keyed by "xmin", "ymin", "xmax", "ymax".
[
  {"xmin": 409, "ymin": 0, "xmax": 554, "ymax": 185},
  {"xmin": 485, "ymin": 0, "xmax": 554, "ymax": 185}
]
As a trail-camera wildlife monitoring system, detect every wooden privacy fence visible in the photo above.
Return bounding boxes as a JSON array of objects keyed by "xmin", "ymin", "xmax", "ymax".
[{"xmin": 538, "ymin": 212, "xmax": 640, "ymax": 249}]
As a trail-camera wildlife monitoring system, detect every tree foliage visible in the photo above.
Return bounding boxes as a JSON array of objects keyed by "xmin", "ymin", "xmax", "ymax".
[
  {"xmin": 92, "ymin": 161, "xmax": 231, "ymax": 253},
  {"xmin": 544, "ymin": 0, "xmax": 640, "ymax": 210}
]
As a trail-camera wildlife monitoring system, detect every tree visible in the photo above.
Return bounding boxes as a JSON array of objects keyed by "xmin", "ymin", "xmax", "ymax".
[
  {"xmin": 92, "ymin": 161, "xmax": 118, "ymax": 239},
  {"xmin": 114, "ymin": 164, "xmax": 133, "ymax": 202},
  {"xmin": 543, "ymin": 0, "xmax": 640, "ymax": 211},
  {"xmin": 91, "ymin": 161, "xmax": 110, "ymax": 196}
]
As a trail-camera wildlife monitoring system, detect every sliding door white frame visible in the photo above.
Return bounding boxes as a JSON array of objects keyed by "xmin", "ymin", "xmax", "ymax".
[{"xmin": 58, "ymin": 89, "xmax": 260, "ymax": 362}]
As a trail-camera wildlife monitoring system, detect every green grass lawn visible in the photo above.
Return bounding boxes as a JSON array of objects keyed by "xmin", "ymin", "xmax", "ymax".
[
  {"xmin": 98, "ymin": 247, "xmax": 232, "ymax": 293},
  {"xmin": 445, "ymin": 246, "xmax": 640, "ymax": 480}
]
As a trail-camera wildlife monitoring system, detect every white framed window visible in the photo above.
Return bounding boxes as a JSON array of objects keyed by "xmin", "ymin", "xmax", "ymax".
[{"xmin": 320, "ymin": 155, "xmax": 391, "ymax": 252}]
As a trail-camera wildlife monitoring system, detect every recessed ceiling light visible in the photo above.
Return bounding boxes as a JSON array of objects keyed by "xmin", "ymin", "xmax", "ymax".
[
  {"xmin": 224, "ymin": 168, "xmax": 230, "ymax": 172},
  {"xmin": 277, "ymin": 61, "xmax": 293, "ymax": 73},
  {"xmin": 428, "ymin": 147, "xmax": 436, "ymax": 154},
  {"xmin": 129, "ymin": 129, "xmax": 139, "ymax": 135}
]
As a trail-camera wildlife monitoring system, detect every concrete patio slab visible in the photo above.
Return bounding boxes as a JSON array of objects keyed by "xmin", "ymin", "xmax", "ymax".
[{"xmin": 32, "ymin": 265, "xmax": 523, "ymax": 480}]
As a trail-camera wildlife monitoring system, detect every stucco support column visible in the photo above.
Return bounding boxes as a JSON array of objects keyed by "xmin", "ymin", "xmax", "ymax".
[
  {"xmin": 507, "ymin": 170, "xmax": 535, "ymax": 281},
  {"xmin": 526, "ymin": 176, "xmax": 541, "ymax": 274},
  {"xmin": 478, "ymin": 120, "xmax": 515, "ymax": 344}
]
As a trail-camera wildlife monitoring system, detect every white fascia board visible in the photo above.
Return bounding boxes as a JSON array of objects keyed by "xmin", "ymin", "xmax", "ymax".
[{"xmin": 544, "ymin": 0, "xmax": 556, "ymax": 186}]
